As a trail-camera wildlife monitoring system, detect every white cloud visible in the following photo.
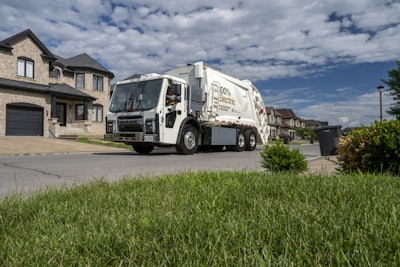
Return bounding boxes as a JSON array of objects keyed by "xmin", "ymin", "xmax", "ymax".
[
  {"xmin": 298, "ymin": 91, "xmax": 395, "ymax": 127},
  {"xmin": 1, "ymin": 0, "xmax": 399, "ymax": 127},
  {"xmin": 1, "ymin": 0, "xmax": 399, "ymax": 81},
  {"xmin": 339, "ymin": 117, "xmax": 349, "ymax": 124}
]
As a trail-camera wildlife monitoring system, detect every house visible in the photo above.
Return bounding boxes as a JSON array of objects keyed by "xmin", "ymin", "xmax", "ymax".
[
  {"xmin": 275, "ymin": 108, "xmax": 304, "ymax": 139},
  {"xmin": 265, "ymin": 106, "xmax": 282, "ymax": 139},
  {"xmin": 267, "ymin": 106, "xmax": 328, "ymax": 140},
  {"xmin": 0, "ymin": 29, "xmax": 114, "ymax": 137},
  {"xmin": 304, "ymin": 119, "xmax": 325, "ymax": 130}
]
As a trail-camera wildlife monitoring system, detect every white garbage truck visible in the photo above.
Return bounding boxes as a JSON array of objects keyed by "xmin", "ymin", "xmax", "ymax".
[{"xmin": 104, "ymin": 61, "xmax": 269, "ymax": 155}]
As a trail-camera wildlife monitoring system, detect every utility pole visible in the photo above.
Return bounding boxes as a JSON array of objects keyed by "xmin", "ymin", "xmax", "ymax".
[{"xmin": 377, "ymin": 84, "xmax": 384, "ymax": 122}]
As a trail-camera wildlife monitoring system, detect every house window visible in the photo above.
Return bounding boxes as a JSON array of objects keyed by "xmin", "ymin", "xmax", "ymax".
[
  {"xmin": 76, "ymin": 73, "xmax": 85, "ymax": 89},
  {"xmin": 17, "ymin": 58, "xmax": 34, "ymax": 78},
  {"xmin": 93, "ymin": 75, "xmax": 103, "ymax": 91},
  {"xmin": 92, "ymin": 105, "xmax": 103, "ymax": 122},
  {"xmin": 75, "ymin": 104, "xmax": 84, "ymax": 120},
  {"xmin": 53, "ymin": 69, "xmax": 60, "ymax": 79}
]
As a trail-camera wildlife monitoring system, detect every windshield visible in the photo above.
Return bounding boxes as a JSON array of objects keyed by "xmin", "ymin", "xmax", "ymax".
[{"xmin": 109, "ymin": 79, "xmax": 163, "ymax": 113}]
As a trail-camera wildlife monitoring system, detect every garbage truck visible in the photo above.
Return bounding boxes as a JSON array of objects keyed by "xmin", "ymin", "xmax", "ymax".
[{"xmin": 104, "ymin": 61, "xmax": 269, "ymax": 155}]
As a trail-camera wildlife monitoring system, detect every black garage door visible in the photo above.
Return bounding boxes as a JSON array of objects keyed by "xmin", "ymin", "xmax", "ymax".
[{"xmin": 6, "ymin": 103, "xmax": 44, "ymax": 136}]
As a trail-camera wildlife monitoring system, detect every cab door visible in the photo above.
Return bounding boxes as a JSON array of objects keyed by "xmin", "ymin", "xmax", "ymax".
[{"xmin": 159, "ymin": 80, "xmax": 187, "ymax": 144}]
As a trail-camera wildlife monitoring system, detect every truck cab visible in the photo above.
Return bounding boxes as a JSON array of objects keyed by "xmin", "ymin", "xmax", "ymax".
[{"xmin": 105, "ymin": 75, "xmax": 195, "ymax": 154}]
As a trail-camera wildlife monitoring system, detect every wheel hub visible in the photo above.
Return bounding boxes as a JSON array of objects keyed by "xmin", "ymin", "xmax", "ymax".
[{"xmin": 184, "ymin": 131, "xmax": 196, "ymax": 150}]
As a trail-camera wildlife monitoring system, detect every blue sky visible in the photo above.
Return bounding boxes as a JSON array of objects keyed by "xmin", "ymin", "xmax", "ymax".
[{"xmin": 1, "ymin": 0, "xmax": 399, "ymax": 128}]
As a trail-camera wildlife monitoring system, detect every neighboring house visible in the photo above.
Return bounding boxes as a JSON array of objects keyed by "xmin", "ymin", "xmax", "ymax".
[
  {"xmin": 304, "ymin": 119, "xmax": 325, "ymax": 130},
  {"xmin": 267, "ymin": 107, "xmax": 327, "ymax": 140},
  {"xmin": 266, "ymin": 106, "xmax": 282, "ymax": 139},
  {"xmin": 0, "ymin": 29, "xmax": 114, "ymax": 137},
  {"xmin": 275, "ymin": 108, "xmax": 304, "ymax": 139}
]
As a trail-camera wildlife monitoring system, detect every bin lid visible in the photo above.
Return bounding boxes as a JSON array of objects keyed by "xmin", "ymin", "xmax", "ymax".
[{"xmin": 315, "ymin": 125, "xmax": 341, "ymax": 132}]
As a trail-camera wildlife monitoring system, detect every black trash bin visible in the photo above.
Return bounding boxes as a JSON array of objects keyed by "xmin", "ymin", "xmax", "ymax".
[
  {"xmin": 283, "ymin": 135, "xmax": 290, "ymax": 145},
  {"xmin": 315, "ymin": 125, "xmax": 341, "ymax": 156}
]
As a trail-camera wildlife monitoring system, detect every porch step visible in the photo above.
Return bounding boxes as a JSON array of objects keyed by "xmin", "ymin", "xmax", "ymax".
[
  {"xmin": 58, "ymin": 135, "xmax": 80, "ymax": 139},
  {"xmin": 57, "ymin": 128, "xmax": 86, "ymax": 139}
]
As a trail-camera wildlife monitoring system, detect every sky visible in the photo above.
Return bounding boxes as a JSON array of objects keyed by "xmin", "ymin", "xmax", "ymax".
[{"xmin": 1, "ymin": 0, "xmax": 400, "ymax": 128}]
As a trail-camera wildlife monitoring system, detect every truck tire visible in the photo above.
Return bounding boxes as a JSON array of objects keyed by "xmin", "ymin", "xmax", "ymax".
[
  {"xmin": 227, "ymin": 129, "xmax": 245, "ymax": 152},
  {"xmin": 176, "ymin": 124, "xmax": 199, "ymax": 155},
  {"xmin": 132, "ymin": 143, "xmax": 154, "ymax": 154},
  {"xmin": 245, "ymin": 130, "xmax": 257, "ymax": 151}
]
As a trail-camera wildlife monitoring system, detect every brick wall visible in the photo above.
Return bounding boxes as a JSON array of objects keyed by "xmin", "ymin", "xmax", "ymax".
[{"xmin": 0, "ymin": 37, "xmax": 50, "ymax": 85}]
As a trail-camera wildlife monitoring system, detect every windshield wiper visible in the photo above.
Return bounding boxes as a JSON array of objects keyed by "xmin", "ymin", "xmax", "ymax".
[{"xmin": 112, "ymin": 100, "xmax": 130, "ymax": 113}]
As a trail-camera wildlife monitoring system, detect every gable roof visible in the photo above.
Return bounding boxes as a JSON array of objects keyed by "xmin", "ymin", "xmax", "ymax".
[
  {"xmin": 1, "ymin": 29, "xmax": 114, "ymax": 78},
  {"xmin": 0, "ymin": 29, "xmax": 57, "ymax": 61},
  {"xmin": 266, "ymin": 106, "xmax": 282, "ymax": 117},
  {"xmin": 275, "ymin": 108, "xmax": 300, "ymax": 119},
  {"xmin": 54, "ymin": 53, "xmax": 114, "ymax": 78}
]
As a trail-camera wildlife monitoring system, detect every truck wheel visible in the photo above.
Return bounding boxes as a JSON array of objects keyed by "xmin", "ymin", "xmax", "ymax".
[
  {"xmin": 176, "ymin": 124, "xmax": 199, "ymax": 155},
  {"xmin": 245, "ymin": 130, "xmax": 257, "ymax": 151},
  {"xmin": 227, "ymin": 129, "xmax": 245, "ymax": 152},
  {"xmin": 132, "ymin": 143, "xmax": 154, "ymax": 154}
]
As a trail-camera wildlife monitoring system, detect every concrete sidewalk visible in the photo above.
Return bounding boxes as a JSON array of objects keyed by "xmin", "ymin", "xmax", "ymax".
[
  {"xmin": 307, "ymin": 156, "xmax": 338, "ymax": 175},
  {"xmin": 0, "ymin": 137, "xmax": 338, "ymax": 174}
]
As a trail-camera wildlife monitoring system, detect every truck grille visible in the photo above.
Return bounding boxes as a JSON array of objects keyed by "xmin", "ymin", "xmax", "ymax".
[{"xmin": 118, "ymin": 116, "xmax": 143, "ymax": 132}]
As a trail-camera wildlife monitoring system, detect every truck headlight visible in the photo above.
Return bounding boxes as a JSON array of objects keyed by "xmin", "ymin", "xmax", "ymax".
[
  {"xmin": 106, "ymin": 120, "xmax": 115, "ymax": 133},
  {"xmin": 145, "ymin": 119, "xmax": 156, "ymax": 134}
]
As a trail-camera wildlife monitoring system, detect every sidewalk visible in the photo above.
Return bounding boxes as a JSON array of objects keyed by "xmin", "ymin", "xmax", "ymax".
[{"xmin": 307, "ymin": 156, "xmax": 338, "ymax": 175}]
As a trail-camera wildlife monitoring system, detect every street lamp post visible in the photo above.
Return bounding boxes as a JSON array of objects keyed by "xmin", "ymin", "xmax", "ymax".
[{"xmin": 377, "ymin": 84, "xmax": 384, "ymax": 122}]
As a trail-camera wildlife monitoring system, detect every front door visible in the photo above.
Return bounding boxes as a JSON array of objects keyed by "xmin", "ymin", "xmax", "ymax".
[{"xmin": 56, "ymin": 103, "xmax": 66, "ymax": 126}]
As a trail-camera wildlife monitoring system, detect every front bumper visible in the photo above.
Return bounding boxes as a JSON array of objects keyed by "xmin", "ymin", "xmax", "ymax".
[{"xmin": 104, "ymin": 133, "xmax": 158, "ymax": 143}]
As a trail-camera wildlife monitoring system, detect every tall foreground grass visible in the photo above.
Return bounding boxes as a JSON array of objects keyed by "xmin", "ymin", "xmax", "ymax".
[{"xmin": 1, "ymin": 171, "xmax": 399, "ymax": 266}]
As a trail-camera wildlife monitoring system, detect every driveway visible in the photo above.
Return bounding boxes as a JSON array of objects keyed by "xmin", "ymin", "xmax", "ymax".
[{"xmin": 0, "ymin": 136, "xmax": 128, "ymax": 155}]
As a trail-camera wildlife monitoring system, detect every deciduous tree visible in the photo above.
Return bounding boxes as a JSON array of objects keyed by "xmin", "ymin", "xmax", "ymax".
[{"xmin": 382, "ymin": 60, "xmax": 400, "ymax": 120}]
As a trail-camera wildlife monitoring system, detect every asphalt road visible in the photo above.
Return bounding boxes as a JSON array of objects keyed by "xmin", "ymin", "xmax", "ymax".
[{"xmin": 0, "ymin": 144, "xmax": 320, "ymax": 198}]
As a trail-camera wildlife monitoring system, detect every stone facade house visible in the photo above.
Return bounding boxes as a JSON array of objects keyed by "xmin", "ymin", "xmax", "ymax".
[
  {"xmin": 266, "ymin": 107, "xmax": 307, "ymax": 140},
  {"xmin": 304, "ymin": 119, "xmax": 325, "ymax": 130},
  {"xmin": 265, "ymin": 106, "xmax": 282, "ymax": 139},
  {"xmin": 275, "ymin": 108, "xmax": 303, "ymax": 139},
  {"xmin": 0, "ymin": 29, "xmax": 114, "ymax": 137}
]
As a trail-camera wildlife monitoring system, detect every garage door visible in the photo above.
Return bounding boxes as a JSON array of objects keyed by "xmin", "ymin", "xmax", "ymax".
[{"xmin": 6, "ymin": 103, "xmax": 44, "ymax": 136}]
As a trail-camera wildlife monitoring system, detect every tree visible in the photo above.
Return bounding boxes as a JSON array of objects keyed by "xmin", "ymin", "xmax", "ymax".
[
  {"xmin": 382, "ymin": 60, "xmax": 400, "ymax": 120},
  {"xmin": 296, "ymin": 127, "xmax": 317, "ymax": 139}
]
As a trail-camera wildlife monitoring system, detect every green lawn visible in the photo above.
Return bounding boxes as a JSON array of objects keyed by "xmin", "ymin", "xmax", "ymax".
[
  {"xmin": 76, "ymin": 137, "xmax": 132, "ymax": 149},
  {"xmin": 1, "ymin": 171, "xmax": 399, "ymax": 266}
]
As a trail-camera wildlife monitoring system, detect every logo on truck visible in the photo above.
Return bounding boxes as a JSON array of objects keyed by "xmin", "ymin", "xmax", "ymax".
[{"xmin": 212, "ymin": 81, "xmax": 236, "ymax": 105}]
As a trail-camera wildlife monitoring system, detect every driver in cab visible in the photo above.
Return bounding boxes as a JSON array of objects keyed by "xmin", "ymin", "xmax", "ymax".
[{"xmin": 166, "ymin": 83, "xmax": 178, "ymax": 106}]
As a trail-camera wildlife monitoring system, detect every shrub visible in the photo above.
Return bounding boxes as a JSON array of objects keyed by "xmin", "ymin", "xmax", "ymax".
[
  {"xmin": 260, "ymin": 142, "xmax": 307, "ymax": 173},
  {"xmin": 337, "ymin": 120, "xmax": 400, "ymax": 174}
]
